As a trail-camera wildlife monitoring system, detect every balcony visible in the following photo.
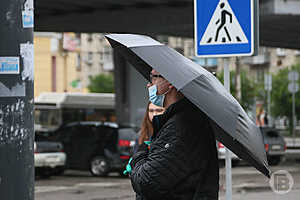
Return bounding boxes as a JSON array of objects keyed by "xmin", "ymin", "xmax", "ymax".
[
  {"xmin": 260, "ymin": 0, "xmax": 300, "ymax": 15},
  {"xmin": 191, "ymin": 57, "xmax": 218, "ymax": 68},
  {"xmin": 243, "ymin": 54, "xmax": 270, "ymax": 65},
  {"xmin": 242, "ymin": 47, "xmax": 270, "ymax": 65}
]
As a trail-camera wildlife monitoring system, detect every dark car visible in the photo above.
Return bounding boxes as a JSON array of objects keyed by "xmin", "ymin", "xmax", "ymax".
[
  {"xmin": 47, "ymin": 121, "xmax": 137, "ymax": 176},
  {"xmin": 260, "ymin": 127, "xmax": 286, "ymax": 166}
]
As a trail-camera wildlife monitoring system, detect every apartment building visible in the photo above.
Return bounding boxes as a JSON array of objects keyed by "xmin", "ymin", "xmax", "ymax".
[
  {"xmin": 34, "ymin": 32, "xmax": 79, "ymax": 97},
  {"xmin": 34, "ymin": 33, "xmax": 115, "ymax": 97},
  {"xmin": 79, "ymin": 33, "xmax": 114, "ymax": 89},
  {"xmin": 160, "ymin": 36, "xmax": 300, "ymax": 82}
]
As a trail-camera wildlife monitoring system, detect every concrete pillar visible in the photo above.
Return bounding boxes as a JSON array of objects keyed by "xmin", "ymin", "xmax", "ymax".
[
  {"xmin": 0, "ymin": 0, "xmax": 34, "ymax": 199},
  {"xmin": 113, "ymin": 51, "xmax": 148, "ymax": 128}
]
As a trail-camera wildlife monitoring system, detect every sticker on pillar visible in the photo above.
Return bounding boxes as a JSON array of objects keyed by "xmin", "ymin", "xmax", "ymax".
[
  {"xmin": 20, "ymin": 42, "xmax": 34, "ymax": 81},
  {"xmin": 24, "ymin": 0, "xmax": 34, "ymax": 10},
  {"xmin": 0, "ymin": 82, "xmax": 25, "ymax": 97},
  {"xmin": 0, "ymin": 57, "xmax": 20, "ymax": 74},
  {"xmin": 22, "ymin": 0, "xmax": 34, "ymax": 28},
  {"xmin": 22, "ymin": 11, "xmax": 34, "ymax": 28}
]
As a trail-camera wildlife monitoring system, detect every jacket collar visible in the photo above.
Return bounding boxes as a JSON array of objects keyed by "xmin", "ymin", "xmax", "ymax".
[{"xmin": 152, "ymin": 97, "xmax": 193, "ymax": 138}]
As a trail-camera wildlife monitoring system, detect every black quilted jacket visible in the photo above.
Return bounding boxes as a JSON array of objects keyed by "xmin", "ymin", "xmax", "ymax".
[{"xmin": 130, "ymin": 98, "xmax": 219, "ymax": 200}]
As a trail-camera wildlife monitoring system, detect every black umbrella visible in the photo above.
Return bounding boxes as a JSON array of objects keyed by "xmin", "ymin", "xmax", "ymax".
[{"xmin": 105, "ymin": 34, "xmax": 270, "ymax": 178}]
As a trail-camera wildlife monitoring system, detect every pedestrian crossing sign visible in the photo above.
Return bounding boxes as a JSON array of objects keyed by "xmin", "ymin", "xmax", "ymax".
[{"xmin": 194, "ymin": 0, "xmax": 256, "ymax": 57}]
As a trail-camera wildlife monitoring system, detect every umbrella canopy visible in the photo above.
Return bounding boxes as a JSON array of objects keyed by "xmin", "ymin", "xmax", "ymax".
[{"xmin": 105, "ymin": 34, "xmax": 271, "ymax": 178}]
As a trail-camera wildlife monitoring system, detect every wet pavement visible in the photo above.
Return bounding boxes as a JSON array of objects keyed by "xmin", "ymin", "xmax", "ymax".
[{"xmin": 35, "ymin": 160, "xmax": 300, "ymax": 200}]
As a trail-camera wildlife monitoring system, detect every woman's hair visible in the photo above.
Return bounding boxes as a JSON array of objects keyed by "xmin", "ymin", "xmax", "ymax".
[{"xmin": 138, "ymin": 102, "xmax": 154, "ymax": 145}]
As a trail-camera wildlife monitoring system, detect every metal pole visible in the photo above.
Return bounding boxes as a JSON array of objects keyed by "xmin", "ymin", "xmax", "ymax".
[
  {"xmin": 224, "ymin": 58, "xmax": 232, "ymax": 200},
  {"xmin": 293, "ymin": 91, "xmax": 296, "ymax": 146},
  {"xmin": 268, "ymin": 89, "xmax": 271, "ymax": 126},
  {"xmin": 235, "ymin": 57, "xmax": 241, "ymax": 101},
  {"xmin": 0, "ymin": 0, "xmax": 34, "ymax": 200}
]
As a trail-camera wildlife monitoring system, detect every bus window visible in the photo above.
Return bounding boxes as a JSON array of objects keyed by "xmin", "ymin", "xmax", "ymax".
[
  {"xmin": 34, "ymin": 93, "xmax": 116, "ymax": 128},
  {"xmin": 34, "ymin": 109, "xmax": 60, "ymax": 128}
]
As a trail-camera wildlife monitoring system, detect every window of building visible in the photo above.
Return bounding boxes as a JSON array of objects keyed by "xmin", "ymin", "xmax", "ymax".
[
  {"xmin": 86, "ymin": 52, "xmax": 93, "ymax": 65},
  {"xmin": 87, "ymin": 34, "xmax": 93, "ymax": 42},
  {"xmin": 99, "ymin": 52, "xmax": 103, "ymax": 60},
  {"xmin": 156, "ymin": 35, "xmax": 169, "ymax": 45},
  {"xmin": 192, "ymin": 58, "xmax": 218, "ymax": 67},
  {"xmin": 295, "ymin": 50, "xmax": 300, "ymax": 56},
  {"xmin": 276, "ymin": 48, "xmax": 286, "ymax": 57},
  {"xmin": 187, "ymin": 46, "xmax": 194, "ymax": 57},
  {"xmin": 76, "ymin": 54, "xmax": 81, "ymax": 71},
  {"xmin": 75, "ymin": 33, "xmax": 81, "ymax": 45},
  {"xmin": 103, "ymin": 46, "xmax": 112, "ymax": 61},
  {"xmin": 175, "ymin": 38, "xmax": 183, "ymax": 48}
]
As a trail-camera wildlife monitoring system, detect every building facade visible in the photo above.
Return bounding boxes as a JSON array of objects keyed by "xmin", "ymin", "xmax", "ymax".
[
  {"xmin": 79, "ymin": 33, "xmax": 114, "ymax": 90},
  {"xmin": 34, "ymin": 32, "xmax": 80, "ymax": 97},
  {"xmin": 161, "ymin": 36, "xmax": 300, "ymax": 81},
  {"xmin": 34, "ymin": 33, "xmax": 115, "ymax": 97}
]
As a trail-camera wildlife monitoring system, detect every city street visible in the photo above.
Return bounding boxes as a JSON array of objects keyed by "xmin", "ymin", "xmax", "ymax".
[{"xmin": 35, "ymin": 160, "xmax": 300, "ymax": 200}]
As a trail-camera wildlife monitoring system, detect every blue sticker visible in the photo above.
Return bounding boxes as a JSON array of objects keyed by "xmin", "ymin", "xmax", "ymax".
[
  {"xmin": 0, "ymin": 57, "xmax": 20, "ymax": 74},
  {"xmin": 22, "ymin": 11, "xmax": 34, "ymax": 28}
]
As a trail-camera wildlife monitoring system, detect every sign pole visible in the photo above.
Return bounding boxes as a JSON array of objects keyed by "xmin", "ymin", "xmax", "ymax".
[
  {"xmin": 288, "ymin": 71, "xmax": 299, "ymax": 146},
  {"xmin": 264, "ymin": 74, "xmax": 272, "ymax": 126},
  {"xmin": 268, "ymin": 89, "xmax": 271, "ymax": 126},
  {"xmin": 293, "ymin": 90, "xmax": 296, "ymax": 145},
  {"xmin": 224, "ymin": 58, "xmax": 232, "ymax": 200},
  {"xmin": 194, "ymin": 1, "xmax": 258, "ymax": 199}
]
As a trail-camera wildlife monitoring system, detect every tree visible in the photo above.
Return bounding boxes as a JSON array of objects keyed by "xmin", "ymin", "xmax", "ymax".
[
  {"xmin": 88, "ymin": 73, "xmax": 114, "ymax": 93},
  {"xmin": 271, "ymin": 63, "xmax": 300, "ymax": 134},
  {"xmin": 217, "ymin": 70, "xmax": 258, "ymax": 111}
]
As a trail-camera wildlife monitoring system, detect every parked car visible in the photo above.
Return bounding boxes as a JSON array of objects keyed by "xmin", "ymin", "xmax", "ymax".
[
  {"xmin": 34, "ymin": 134, "xmax": 66, "ymax": 178},
  {"xmin": 47, "ymin": 121, "xmax": 137, "ymax": 177},
  {"xmin": 283, "ymin": 137, "xmax": 300, "ymax": 160},
  {"xmin": 217, "ymin": 141, "xmax": 240, "ymax": 167},
  {"xmin": 260, "ymin": 127, "xmax": 286, "ymax": 166}
]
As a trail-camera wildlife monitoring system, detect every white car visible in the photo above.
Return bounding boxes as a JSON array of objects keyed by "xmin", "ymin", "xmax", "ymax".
[{"xmin": 34, "ymin": 135, "xmax": 66, "ymax": 178}]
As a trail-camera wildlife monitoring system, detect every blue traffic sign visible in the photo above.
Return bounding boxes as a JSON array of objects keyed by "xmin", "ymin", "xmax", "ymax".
[{"xmin": 194, "ymin": 0, "xmax": 255, "ymax": 57}]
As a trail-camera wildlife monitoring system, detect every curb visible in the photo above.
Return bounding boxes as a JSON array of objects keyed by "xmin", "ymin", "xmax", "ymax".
[{"xmin": 232, "ymin": 183, "xmax": 271, "ymax": 193}]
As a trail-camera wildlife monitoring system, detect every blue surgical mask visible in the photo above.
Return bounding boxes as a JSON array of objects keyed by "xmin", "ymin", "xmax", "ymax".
[{"xmin": 148, "ymin": 85, "xmax": 165, "ymax": 107}]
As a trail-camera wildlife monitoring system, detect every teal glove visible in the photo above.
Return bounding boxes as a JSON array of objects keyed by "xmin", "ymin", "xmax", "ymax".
[
  {"xmin": 123, "ymin": 157, "xmax": 133, "ymax": 175},
  {"xmin": 123, "ymin": 141, "xmax": 151, "ymax": 175}
]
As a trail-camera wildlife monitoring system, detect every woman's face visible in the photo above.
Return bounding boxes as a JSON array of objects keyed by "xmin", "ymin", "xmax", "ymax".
[{"xmin": 148, "ymin": 103, "xmax": 164, "ymax": 122}]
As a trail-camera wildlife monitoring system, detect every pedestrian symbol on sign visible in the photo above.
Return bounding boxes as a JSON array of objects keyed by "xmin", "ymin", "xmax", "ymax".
[
  {"xmin": 200, "ymin": 0, "xmax": 248, "ymax": 45},
  {"xmin": 215, "ymin": 2, "xmax": 232, "ymax": 42}
]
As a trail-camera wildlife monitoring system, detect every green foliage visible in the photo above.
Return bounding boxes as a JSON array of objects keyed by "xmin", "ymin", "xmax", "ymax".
[
  {"xmin": 271, "ymin": 68, "xmax": 290, "ymax": 118},
  {"xmin": 88, "ymin": 73, "xmax": 114, "ymax": 93},
  {"xmin": 217, "ymin": 70, "xmax": 258, "ymax": 111},
  {"xmin": 271, "ymin": 63, "xmax": 300, "ymax": 133}
]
